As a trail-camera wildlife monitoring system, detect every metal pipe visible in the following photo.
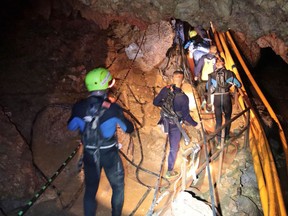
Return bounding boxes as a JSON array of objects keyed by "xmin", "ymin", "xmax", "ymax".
[
  {"xmin": 223, "ymin": 31, "xmax": 287, "ymax": 216},
  {"xmin": 226, "ymin": 31, "xmax": 288, "ymax": 168}
]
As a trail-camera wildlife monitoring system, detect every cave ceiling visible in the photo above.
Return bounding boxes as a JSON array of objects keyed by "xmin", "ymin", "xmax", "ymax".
[
  {"xmin": 74, "ymin": 0, "xmax": 288, "ymax": 41},
  {"xmin": 3, "ymin": 0, "xmax": 288, "ymax": 63}
]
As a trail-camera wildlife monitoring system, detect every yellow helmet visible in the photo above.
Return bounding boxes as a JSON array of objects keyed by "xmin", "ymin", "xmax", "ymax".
[{"xmin": 189, "ymin": 30, "xmax": 197, "ymax": 38}]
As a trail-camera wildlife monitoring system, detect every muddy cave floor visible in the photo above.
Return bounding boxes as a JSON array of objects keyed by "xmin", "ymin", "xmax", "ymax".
[{"xmin": 1, "ymin": 14, "xmax": 288, "ymax": 216}]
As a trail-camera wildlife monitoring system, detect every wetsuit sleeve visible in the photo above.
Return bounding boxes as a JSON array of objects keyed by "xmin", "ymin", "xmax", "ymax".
[
  {"xmin": 67, "ymin": 117, "xmax": 85, "ymax": 132},
  {"xmin": 117, "ymin": 109, "xmax": 134, "ymax": 133},
  {"xmin": 206, "ymin": 76, "xmax": 217, "ymax": 90},
  {"xmin": 100, "ymin": 103, "xmax": 134, "ymax": 137},
  {"xmin": 67, "ymin": 101, "xmax": 86, "ymax": 132},
  {"xmin": 184, "ymin": 40, "xmax": 191, "ymax": 49},
  {"xmin": 153, "ymin": 87, "xmax": 168, "ymax": 107},
  {"xmin": 226, "ymin": 71, "xmax": 242, "ymax": 88}
]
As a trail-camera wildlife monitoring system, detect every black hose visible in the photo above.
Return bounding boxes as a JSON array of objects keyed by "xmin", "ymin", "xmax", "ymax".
[
  {"xmin": 180, "ymin": 43, "xmax": 217, "ymax": 216},
  {"xmin": 128, "ymin": 188, "xmax": 152, "ymax": 216},
  {"xmin": 17, "ymin": 144, "xmax": 81, "ymax": 216},
  {"xmin": 147, "ymin": 135, "xmax": 169, "ymax": 215}
]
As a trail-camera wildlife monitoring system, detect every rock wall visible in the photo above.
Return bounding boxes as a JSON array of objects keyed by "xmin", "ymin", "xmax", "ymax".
[
  {"xmin": 71, "ymin": 0, "xmax": 288, "ymax": 64},
  {"xmin": 0, "ymin": 110, "xmax": 39, "ymax": 212},
  {"xmin": 23, "ymin": 0, "xmax": 288, "ymax": 64}
]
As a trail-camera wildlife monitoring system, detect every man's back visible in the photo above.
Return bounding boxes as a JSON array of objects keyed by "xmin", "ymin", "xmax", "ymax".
[
  {"xmin": 68, "ymin": 96, "xmax": 134, "ymax": 145},
  {"xmin": 194, "ymin": 52, "xmax": 217, "ymax": 81}
]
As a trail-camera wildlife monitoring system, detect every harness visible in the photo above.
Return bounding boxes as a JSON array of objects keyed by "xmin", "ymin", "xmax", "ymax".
[
  {"xmin": 161, "ymin": 85, "xmax": 191, "ymax": 145},
  {"xmin": 81, "ymin": 97, "xmax": 116, "ymax": 165},
  {"xmin": 215, "ymin": 68, "xmax": 232, "ymax": 93}
]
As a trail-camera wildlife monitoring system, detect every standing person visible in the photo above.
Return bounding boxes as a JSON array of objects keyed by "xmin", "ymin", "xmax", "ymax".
[
  {"xmin": 206, "ymin": 57, "xmax": 242, "ymax": 144},
  {"xmin": 67, "ymin": 68, "xmax": 134, "ymax": 216},
  {"xmin": 171, "ymin": 18, "xmax": 185, "ymax": 46},
  {"xmin": 194, "ymin": 45, "xmax": 219, "ymax": 111},
  {"xmin": 153, "ymin": 70, "xmax": 201, "ymax": 178}
]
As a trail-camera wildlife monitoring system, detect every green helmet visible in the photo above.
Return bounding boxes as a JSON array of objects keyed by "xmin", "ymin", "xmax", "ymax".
[{"xmin": 85, "ymin": 68, "xmax": 114, "ymax": 91}]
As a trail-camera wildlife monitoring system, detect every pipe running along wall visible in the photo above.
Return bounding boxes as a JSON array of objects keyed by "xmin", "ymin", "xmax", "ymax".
[{"xmin": 212, "ymin": 28, "xmax": 287, "ymax": 216}]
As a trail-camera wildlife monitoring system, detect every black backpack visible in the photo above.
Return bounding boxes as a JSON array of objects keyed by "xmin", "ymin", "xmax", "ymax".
[
  {"xmin": 215, "ymin": 68, "xmax": 231, "ymax": 92},
  {"xmin": 161, "ymin": 85, "xmax": 183, "ymax": 119},
  {"xmin": 81, "ymin": 97, "xmax": 107, "ymax": 163},
  {"xmin": 160, "ymin": 85, "xmax": 191, "ymax": 144}
]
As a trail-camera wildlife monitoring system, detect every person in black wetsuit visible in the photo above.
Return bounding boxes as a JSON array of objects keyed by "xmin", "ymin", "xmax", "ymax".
[
  {"xmin": 153, "ymin": 70, "xmax": 201, "ymax": 178},
  {"xmin": 206, "ymin": 57, "xmax": 242, "ymax": 144},
  {"xmin": 67, "ymin": 68, "xmax": 134, "ymax": 216}
]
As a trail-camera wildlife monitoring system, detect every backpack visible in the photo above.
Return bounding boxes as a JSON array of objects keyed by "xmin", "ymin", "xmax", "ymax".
[
  {"xmin": 161, "ymin": 85, "xmax": 183, "ymax": 119},
  {"xmin": 201, "ymin": 57, "xmax": 216, "ymax": 81},
  {"xmin": 81, "ymin": 97, "xmax": 107, "ymax": 163},
  {"xmin": 160, "ymin": 85, "xmax": 191, "ymax": 144},
  {"xmin": 215, "ymin": 68, "xmax": 231, "ymax": 92}
]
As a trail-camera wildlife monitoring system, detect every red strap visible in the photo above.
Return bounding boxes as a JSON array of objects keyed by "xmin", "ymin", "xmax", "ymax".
[{"xmin": 102, "ymin": 101, "xmax": 111, "ymax": 109}]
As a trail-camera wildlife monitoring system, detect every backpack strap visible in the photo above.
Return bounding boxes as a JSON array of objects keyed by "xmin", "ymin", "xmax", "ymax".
[
  {"xmin": 215, "ymin": 68, "xmax": 231, "ymax": 93},
  {"xmin": 207, "ymin": 74, "xmax": 212, "ymax": 104},
  {"xmin": 161, "ymin": 85, "xmax": 190, "ymax": 144}
]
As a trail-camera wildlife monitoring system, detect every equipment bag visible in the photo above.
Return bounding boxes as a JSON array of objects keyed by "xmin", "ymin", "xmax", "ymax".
[
  {"xmin": 216, "ymin": 68, "xmax": 231, "ymax": 92},
  {"xmin": 160, "ymin": 85, "xmax": 190, "ymax": 144},
  {"xmin": 161, "ymin": 85, "xmax": 179, "ymax": 119},
  {"xmin": 201, "ymin": 57, "xmax": 216, "ymax": 81},
  {"xmin": 81, "ymin": 97, "xmax": 107, "ymax": 164}
]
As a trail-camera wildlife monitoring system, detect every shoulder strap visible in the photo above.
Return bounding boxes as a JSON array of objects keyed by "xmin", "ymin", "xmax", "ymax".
[
  {"xmin": 161, "ymin": 85, "xmax": 176, "ymax": 117},
  {"xmin": 82, "ymin": 98, "xmax": 108, "ymax": 147},
  {"xmin": 207, "ymin": 74, "xmax": 212, "ymax": 104}
]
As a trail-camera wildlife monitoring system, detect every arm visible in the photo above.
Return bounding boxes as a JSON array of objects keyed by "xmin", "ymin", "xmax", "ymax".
[
  {"xmin": 67, "ymin": 101, "xmax": 86, "ymax": 132},
  {"xmin": 153, "ymin": 87, "xmax": 168, "ymax": 107},
  {"xmin": 67, "ymin": 117, "xmax": 85, "ymax": 132},
  {"xmin": 184, "ymin": 40, "xmax": 191, "ymax": 50},
  {"xmin": 100, "ymin": 104, "xmax": 134, "ymax": 138},
  {"xmin": 206, "ymin": 76, "xmax": 217, "ymax": 90},
  {"xmin": 226, "ymin": 72, "xmax": 242, "ymax": 88}
]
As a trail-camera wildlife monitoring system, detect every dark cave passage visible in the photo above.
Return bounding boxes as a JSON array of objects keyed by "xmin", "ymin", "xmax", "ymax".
[
  {"xmin": 254, "ymin": 47, "xmax": 288, "ymax": 122},
  {"xmin": 254, "ymin": 47, "xmax": 288, "ymax": 209}
]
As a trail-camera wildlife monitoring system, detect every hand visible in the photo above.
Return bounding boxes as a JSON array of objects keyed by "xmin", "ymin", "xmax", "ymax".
[
  {"xmin": 130, "ymin": 130, "xmax": 137, "ymax": 138},
  {"xmin": 108, "ymin": 95, "xmax": 117, "ymax": 103},
  {"xmin": 193, "ymin": 77, "xmax": 199, "ymax": 87},
  {"xmin": 195, "ymin": 123, "xmax": 202, "ymax": 130}
]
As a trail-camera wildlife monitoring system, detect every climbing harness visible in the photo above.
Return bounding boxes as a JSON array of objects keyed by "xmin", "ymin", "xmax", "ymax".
[{"xmin": 161, "ymin": 85, "xmax": 191, "ymax": 145}]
